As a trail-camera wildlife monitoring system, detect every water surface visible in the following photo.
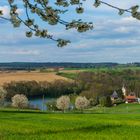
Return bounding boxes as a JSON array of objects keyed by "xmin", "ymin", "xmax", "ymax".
[{"xmin": 29, "ymin": 97, "xmax": 56, "ymax": 110}]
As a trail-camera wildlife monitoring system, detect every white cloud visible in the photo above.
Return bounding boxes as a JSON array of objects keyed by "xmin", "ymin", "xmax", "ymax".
[
  {"xmin": 0, "ymin": 49, "xmax": 40, "ymax": 55},
  {"xmin": 85, "ymin": 0, "xmax": 140, "ymax": 12},
  {"xmin": 0, "ymin": 6, "xmax": 9, "ymax": 17},
  {"xmin": 114, "ymin": 27, "xmax": 133, "ymax": 33},
  {"xmin": 0, "ymin": 1, "xmax": 140, "ymax": 62},
  {"xmin": 70, "ymin": 38, "xmax": 140, "ymax": 50},
  {"xmin": 0, "ymin": 5, "xmax": 23, "ymax": 17},
  {"xmin": 106, "ymin": 17, "xmax": 139, "ymax": 26}
]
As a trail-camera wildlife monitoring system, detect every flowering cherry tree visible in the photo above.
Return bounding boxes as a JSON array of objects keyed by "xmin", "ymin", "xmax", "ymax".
[
  {"xmin": 12, "ymin": 94, "xmax": 29, "ymax": 109},
  {"xmin": 56, "ymin": 95, "xmax": 70, "ymax": 112},
  {"xmin": 75, "ymin": 96, "xmax": 89, "ymax": 111}
]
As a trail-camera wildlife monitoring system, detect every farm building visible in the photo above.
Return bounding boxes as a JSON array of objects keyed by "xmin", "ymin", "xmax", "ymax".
[
  {"xmin": 122, "ymin": 85, "xmax": 138, "ymax": 103},
  {"xmin": 125, "ymin": 93, "xmax": 137, "ymax": 103}
]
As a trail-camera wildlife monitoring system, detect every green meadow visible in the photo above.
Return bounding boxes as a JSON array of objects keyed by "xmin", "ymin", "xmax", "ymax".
[
  {"xmin": 58, "ymin": 66, "xmax": 140, "ymax": 80},
  {"xmin": 64, "ymin": 66, "xmax": 140, "ymax": 72},
  {"xmin": 0, "ymin": 104, "xmax": 140, "ymax": 140}
]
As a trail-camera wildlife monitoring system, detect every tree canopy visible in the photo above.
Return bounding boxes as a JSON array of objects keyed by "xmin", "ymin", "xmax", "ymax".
[{"xmin": 0, "ymin": 0, "xmax": 140, "ymax": 47}]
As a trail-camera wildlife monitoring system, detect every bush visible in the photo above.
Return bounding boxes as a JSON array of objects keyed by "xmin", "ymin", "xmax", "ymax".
[
  {"xmin": 105, "ymin": 96, "xmax": 112, "ymax": 107},
  {"xmin": 99, "ymin": 96, "xmax": 112, "ymax": 107},
  {"xmin": 56, "ymin": 96, "xmax": 70, "ymax": 112},
  {"xmin": 99, "ymin": 96, "xmax": 106, "ymax": 107},
  {"xmin": 75, "ymin": 96, "xmax": 89, "ymax": 111},
  {"xmin": 113, "ymin": 98, "xmax": 125, "ymax": 105},
  {"xmin": 69, "ymin": 94, "xmax": 77, "ymax": 104},
  {"xmin": 12, "ymin": 94, "xmax": 29, "ymax": 109},
  {"xmin": 0, "ymin": 87, "xmax": 7, "ymax": 106},
  {"xmin": 46, "ymin": 100, "xmax": 57, "ymax": 111},
  {"xmin": 89, "ymin": 98, "xmax": 99, "ymax": 106}
]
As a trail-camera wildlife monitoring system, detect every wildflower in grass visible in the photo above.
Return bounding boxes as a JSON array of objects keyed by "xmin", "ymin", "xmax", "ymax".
[
  {"xmin": 56, "ymin": 96, "xmax": 70, "ymax": 112},
  {"xmin": 12, "ymin": 94, "xmax": 29, "ymax": 109}
]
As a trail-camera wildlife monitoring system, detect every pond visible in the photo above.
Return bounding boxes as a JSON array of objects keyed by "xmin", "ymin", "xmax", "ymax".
[{"xmin": 29, "ymin": 97, "xmax": 56, "ymax": 111}]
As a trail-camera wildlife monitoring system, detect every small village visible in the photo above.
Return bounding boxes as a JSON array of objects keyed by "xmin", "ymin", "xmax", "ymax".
[{"xmin": 111, "ymin": 86, "xmax": 140, "ymax": 104}]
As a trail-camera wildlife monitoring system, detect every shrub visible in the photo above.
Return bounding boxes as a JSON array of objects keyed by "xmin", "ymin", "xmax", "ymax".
[
  {"xmin": 75, "ymin": 96, "xmax": 89, "ymax": 111},
  {"xmin": 99, "ymin": 96, "xmax": 106, "ymax": 107},
  {"xmin": 0, "ymin": 87, "xmax": 7, "ymax": 106},
  {"xmin": 113, "ymin": 98, "xmax": 125, "ymax": 105},
  {"xmin": 46, "ymin": 100, "xmax": 57, "ymax": 111},
  {"xmin": 105, "ymin": 96, "xmax": 112, "ymax": 107},
  {"xmin": 89, "ymin": 97, "xmax": 99, "ymax": 106},
  {"xmin": 69, "ymin": 94, "xmax": 77, "ymax": 104},
  {"xmin": 56, "ymin": 96, "xmax": 70, "ymax": 112},
  {"xmin": 12, "ymin": 94, "xmax": 29, "ymax": 109},
  {"xmin": 99, "ymin": 96, "xmax": 112, "ymax": 107}
]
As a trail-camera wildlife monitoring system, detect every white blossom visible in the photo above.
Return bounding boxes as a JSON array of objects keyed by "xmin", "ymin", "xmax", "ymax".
[
  {"xmin": 56, "ymin": 96, "xmax": 70, "ymax": 111},
  {"xmin": 75, "ymin": 96, "xmax": 89, "ymax": 110},
  {"xmin": 12, "ymin": 94, "xmax": 29, "ymax": 109}
]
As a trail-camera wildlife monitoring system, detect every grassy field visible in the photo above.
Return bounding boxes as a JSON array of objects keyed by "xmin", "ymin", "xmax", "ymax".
[
  {"xmin": 0, "ymin": 104, "xmax": 140, "ymax": 140},
  {"xmin": 87, "ymin": 103, "xmax": 140, "ymax": 114},
  {"xmin": 57, "ymin": 66, "xmax": 140, "ymax": 80},
  {"xmin": 0, "ymin": 67, "xmax": 140, "ymax": 140},
  {"xmin": 64, "ymin": 66, "xmax": 140, "ymax": 72},
  {"xmin": 56, "ymin": 72, "xmax": 77, "ymax": 80},
  {"xmin": 0, "ymin": 66, "xmax": 139, "ymax": 84},
  {"xmin": 0, "ymin": 71, "xmax": 69, "ymax": 85}
]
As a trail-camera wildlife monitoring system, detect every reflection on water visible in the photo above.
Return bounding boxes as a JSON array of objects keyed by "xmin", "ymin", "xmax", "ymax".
[{"xmin": 29, "ymin": 97, "xmax": 56, "ymax": 110}]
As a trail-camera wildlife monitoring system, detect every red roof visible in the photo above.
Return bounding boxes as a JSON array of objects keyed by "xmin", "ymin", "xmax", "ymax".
[{"xmin": 126, "ymin": 96, "xmax": 136, "ymax": 99}]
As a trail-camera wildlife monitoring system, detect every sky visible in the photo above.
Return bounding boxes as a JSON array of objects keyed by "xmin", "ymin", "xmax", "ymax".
[{"xmin": 0, "ymin": 0, "xmax": 140, "ymax": 63}]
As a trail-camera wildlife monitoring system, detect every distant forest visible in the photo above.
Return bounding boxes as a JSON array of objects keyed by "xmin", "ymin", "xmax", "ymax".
[{"xmin": 0, "ymin": 62, "xmax": 140, "ymax": 70}]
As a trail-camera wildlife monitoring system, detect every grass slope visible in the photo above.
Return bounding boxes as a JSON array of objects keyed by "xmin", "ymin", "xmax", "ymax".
[
  {"xmin": 58, "ymin": 67, "xmax": 140, "ymax": 79},
  {"xmin": 0, "ymin": 109, "xmax": 140, "ymax": 140},
  {"xmin": 64, "ymin": 66, "xmax": 140, "ymax": 72},
  {"xmin": 56, "ymin": 72, "xmax": 77, "ymax": 80},
  {"xmin": 88, "ymin": 103, "xmax": 140, "ymax": 114}
]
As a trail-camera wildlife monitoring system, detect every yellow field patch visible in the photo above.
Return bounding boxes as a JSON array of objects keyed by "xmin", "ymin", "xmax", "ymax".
[{"xmin": 0, "ymin": 71, "xmax": 69, "ymax": 85}]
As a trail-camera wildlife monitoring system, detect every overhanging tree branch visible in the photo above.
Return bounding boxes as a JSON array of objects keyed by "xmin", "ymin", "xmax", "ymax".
[
  {"xmin": 0, "ymin": 0, "xmax": 140, "ymax": 47},
  {"xmin": 100, "ymin": 1, "xmax": 131, "ymax": 13}
]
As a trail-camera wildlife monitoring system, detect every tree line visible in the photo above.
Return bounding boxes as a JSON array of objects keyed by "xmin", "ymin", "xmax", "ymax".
[
  {"xmin": 3, "ymin": 80, "xmax": 77, "ymax": 100},
  {"xmin": 76, "ymin": 69, "xmax": 140, "ymax": 101}
]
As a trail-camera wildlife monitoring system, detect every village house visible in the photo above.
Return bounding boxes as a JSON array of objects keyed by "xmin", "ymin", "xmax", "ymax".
[
  {"xmin": 122, "ymin": 86, "xmax": 138, "ymax": 103},
  {"xmin": 125, "ymin": 93, "xmax": 137, "ymax": 103},
  {"xmin": 111, "ymin": 91, "xmax": 119, "ymax": 101}
]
